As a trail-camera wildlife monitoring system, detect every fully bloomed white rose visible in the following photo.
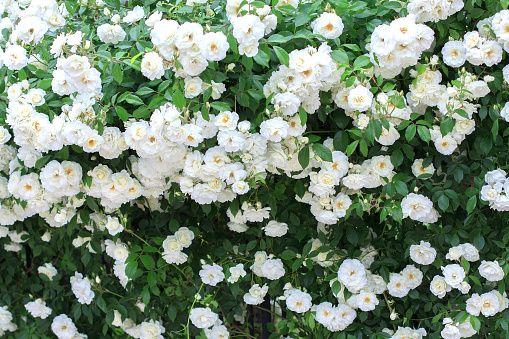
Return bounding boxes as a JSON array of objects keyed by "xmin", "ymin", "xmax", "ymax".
[
  {"xmin": 387, "ymin": 273, "xmax": 410, "ymax": 297},
  {"xmin": 262, "ymin": 220, "xmax": 288, "ymax": 237},
  {"xmin": 260, "ymin": 117, "xmax": 289, "ymax": 142},
  {"xmin": 199, "ymin": 32, "xmax": 229, "ymax": 61},
  {"xmin": 479, "ymin": 260, "xmax": 504, "ymax": 282},
  {"xmin": 337, "ymin": 259, "xmax": 367, "ymax": 293},
  {"xmin": 311, "ymin": 12, "xmax": 344, "ymax": 39},
  {"xmin": 71, "ymin": 272, "xmax": 95, "ymax": 305},
  {"xmin": 442, "ymin": 41, "xmax": 466, "ymax": 68},
  {"xmin": 174, "ymin": 227, "xmax": 195, "ymax": 248},
  {"xmin": 347, "ymin": 86, "xmax": 373, "ymax": 112},
  {"xmin": 38, "ymin": 263, "xmax": 58, "ymax": 280},
  {"xmin": 199, "ymin": 264, "xmax": 225, "ymax": 286},
  {"xmin": 460, "ymin": 243, "xmax": 480, "ymax": 262},
  {"xmin": 480, "ymin": 292, "xmax": 500, "ymax": 316},
  {"xmin": 441, "ymin": 324, "xmax": 461, "ymax": 339},
  {"xmin": 435, "ymin": 135, "xmax": 458, "ymax": 155},
  {"xmin": 260, "ymin": 259, "xmax": 285, "ymax": 280},
  {"xmin": 401, "ymin": 193, "xmax": 434, "ymax": 221},
  {"xmin": 97, "ymin": 24, "xmax": 126, "ymax": 44},
  {"xmin": 25, "ymin": 299, "xmax": 52, "ymax": 319},
  {"xmin": 355, "ymin": 291, "xmax": 379, "ymax": 311},
  {"xmin": 232, "ymin": 14, "xmax": 265, "ymax": 45},
  {"xmin": 184, "ymin": 77, "xmax": 203, "ymax": 98},
  {"xmin": 286, "ymin": 290, "xmax": 312, "ymax": 313},
  {"xmin": 141, "ymin": 52, "xmax": 165, "ymax": 80},
  {"xmin": 430, "ymin": 275, "xmax": 451, "ymax": 298},
  {"xmin": 105, "ymin": 216, "xmax": 123, "ymax": 236},
  {"xmin": 243, "ymin": 284, "xmax": 268, "ymax": 305},
  {"xmin": 442, "ymin": 264, "xmax": 465, "ymax": 288},
  {"xmin": 411, "ymin": 158, "xmax": 435, "ymax": 178},
  {"xmin": 485, "ymin": 169, "xmax": 507, "ymax": 185},
  {"xmin": 123, "ymin": 5, "xmax": 145, "ymax": 24},
  {"xmin": 51, "ymin": 314, "xmax": 78, "ymax": 338},
  {"xmin": 189, "ymin": 307, "xmax": 218, "ymax": 328},
  {"xmin": 4, "ymin": 45, "xmax": 28, "ymax": 70},
  {"xmin": 227, "ymin": 263, "xmax": 246, "ymax": 283}
]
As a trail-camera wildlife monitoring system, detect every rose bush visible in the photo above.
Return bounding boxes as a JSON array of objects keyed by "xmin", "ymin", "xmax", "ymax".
[{"xmin": 1, "ymin": 0, "xmax": 509, "ymax": 338}]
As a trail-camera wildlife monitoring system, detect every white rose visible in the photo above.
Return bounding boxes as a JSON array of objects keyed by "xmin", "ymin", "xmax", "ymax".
[
  {"xmin": 184, "ymin": 77, "xmax": 203, "ymax": 98},
  {"xmin": 478, "ymin": 260, "xmax": 504, "ymax": 282},
  {"xmin": 442, "ymin": 264, "xmax": 466, "ymax": 288},
  {"xmin": 262, "ymin": 220, "xmax": 288, "ymax": 237},
  {"xmin": 189, "ymin": 307, "xmax": 218, "ymax": 329},
  {"xmin": 97, "ymin": 24, "xmax": 126, "ymax": 44},
  {"xmin": 337, "ymin": 259, "xmax": 367, "ymax": 293},
  {"xmin": 141, "ymin": 52, "xmax": 165, "ymax": 80},
  {"xmin": 311, "ymin": 12, "xmax": 344, "ymax": 39},
  {"xmin": 430, "ymin": 275, "xmax": 450, "ymax": 299},
  {"xmin": 3, "ymin": 45, "xmax": 28, "ymax": 70},
  {"xmin": 347, "ymin": 86, "xmax": 373, "ymax": 112}
]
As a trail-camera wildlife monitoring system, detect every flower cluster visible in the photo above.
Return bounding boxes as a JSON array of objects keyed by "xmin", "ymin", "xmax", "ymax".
[
  {"xmin": 480, "ymin": 169, "xmax": 509, "ymax": 211},
  {"xmin": 1, "ymin": 0, "xmax": 509, "ymax": 337},
  {"xmin": 368, "ymin": 14, "xmax": 434, "ymax": 78},
  {"xmin": 161, "ymin": 226, "xmax": 195, "ymax": 265},
  {"xmin": 70, "ymin": 272, "xmax": 95, "ymax": 305},
  {"xmin": 0, "ymin": 307, "xmax": 17, "ymax": 336},
  {"xmin": 408, "ymin": 0, "xmax": 464, "ymax": 23},
  {"xmin": 442, "ymin": 31, "xmax": 502, "ymax": 68},
  {"xmin": 25, "ymin": 299, "xmax": 52, "ymax": 319},
  {"xmin": 227, "ymin": 0, "xmax": 277, "ymax": 57},
  {"xmin": 265, "ymin": 43, "xmax": 338, "ymax": 115},
  {"xmin": 51, "ymin": 314, "xmax": 85, "ymax": 339}
]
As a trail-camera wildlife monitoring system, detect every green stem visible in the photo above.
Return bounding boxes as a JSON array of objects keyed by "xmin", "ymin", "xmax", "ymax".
[{"xmin": 186, "ymin": 283, "xmax": 204, "ymax": 339}]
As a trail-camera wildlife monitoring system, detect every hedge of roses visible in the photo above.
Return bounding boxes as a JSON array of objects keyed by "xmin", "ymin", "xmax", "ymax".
[{"xmin": 3, "ymin": 0, "xmax": 509, "ymax": 338}]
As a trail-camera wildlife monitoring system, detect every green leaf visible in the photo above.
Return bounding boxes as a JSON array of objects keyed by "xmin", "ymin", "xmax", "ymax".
[
  {"xmin": 298, "ymin": 106, "xmax": 307, "ymax": 126},
  {"xmin": 125, "ymin": 261, "xmax": 138, "ymax": 278},
  {"xmin": 353, "ymin": 55, "xmax": 372, "ymax": 69},
  {"xmin": 405, "ymin": 124, "xmax": 416, "ymax": 141},
  {"xmin": 346, "ymin": 227, "xmax": 358, "ymax": 245},
  {"xmin": 394, "ymin": 181, "xmax": 408, "ymax": 196},
  {"xmin": 281, "ymin": 250, "xmax": 296, "ymax": 260},
  {"xmin": 126, "ymin": 94, "xmax": 144, "ymax": 106},
  {"xmin": 140, "ymin": 255, "xmax": 155, "ymax": 270},
  {"xmin": 273, "ymin": 46, "xmax": 289, "ymax": 67},
  {"xmin": 86, "ymin": 196, "xmax": 99, "ymax": 212},
  {"xmin": 440, "ymin": 118, "xmax": 455, "ymax": 136},
  {"xmin": 298, "ymin": 146, "xmax": 310, "ymax": 169},
  {"xmin": 466, "ymin": 196, "xmax": 476, "ymax": 214},
  {"xmin": 136, "ymin": 87, "xmax": 155, "ymax": 96},
  {"xmin": 295, "ymin": 11, "xmax": 311, "ymax": 27},
  {"xmin": 115, "ymin": 106, "xmax": 129, "ymax": 121},
  {"xmin": 210, "ymin": 102, "xmax": 231, "ymax": 111},
  {"xmin": 112, "ymin": 63, "xmax": 123, "ymax": 84},
  {"xmin": 492, "ymin": 119, "xmax": 499, "ymax": 140},
  {"xmin": 331, "ymin": 49, "xmax": 349, "ymax": 64},
  {"xmin": 172, "ymin": 89, "xmax": 186, "ymax": 109},
  {"xmin": 438, "ymin": 194, "xmax": 449, "ymax": 211},
  {"xmin": 96, "ymin": 296, "xmax": 107, "ymax": 313},
  {"xmin": 346, "ymin": 140, "xmax": 359, "ymax": 156},
  {"xmin": 390, "ymin": 149, "xmax": 403, "ymax": 168},
  {"xmin": 227, "ymin": 33, "xmax": 238, "ymax": 54},
  {"xmin": 312, "ymin": 144, "xmax": 333, "ymax": 162},
  {"xmin": 417, "ymin": 125, "xmax": 431, "ymax": 143},
  {"xmin": 147, "ymin": 271, "xmax": 157, "ymax": 287},
  {"xmin": 473, "ymin": 234, "xmax": 485, "ymax": 251},
  {"xmin": 359, "ymin": 139, "xmax": 368, "ymax": 156},
  {"xmin": 470, "ymin": 316, "xmax": 481, "ymax": 332},
  {"xmin": 34, "ymin": 155, "xmax": 51, "ymax": 169},
  {"xmin": 254, "ymin": 48, "xmax": 270, "ymax": 67}
]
